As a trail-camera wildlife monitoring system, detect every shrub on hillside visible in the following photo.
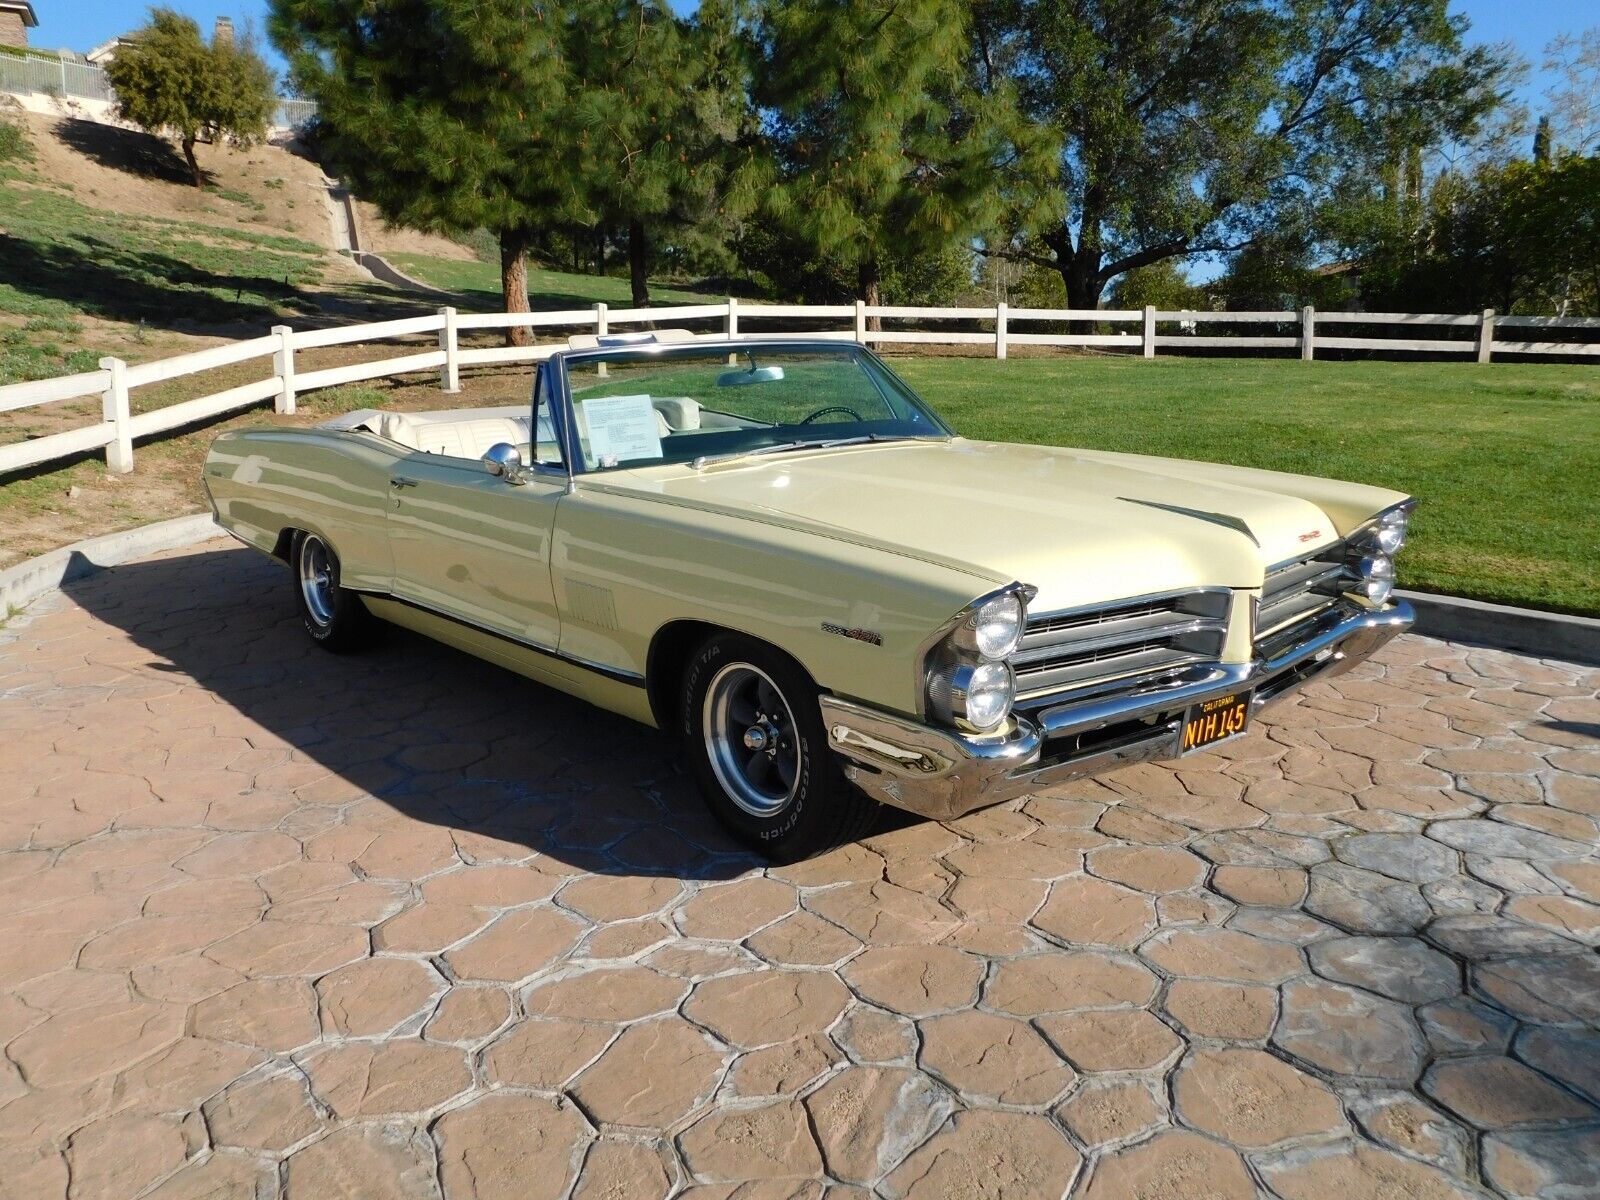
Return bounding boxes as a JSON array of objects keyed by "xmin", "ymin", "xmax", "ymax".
[
  {"xmin": 105, "ymin": 9, "xmax": 275, "ymax": 188},
  {"xmin": 0, "ymin": 114, "xmax": 32, "ymax": 167}
]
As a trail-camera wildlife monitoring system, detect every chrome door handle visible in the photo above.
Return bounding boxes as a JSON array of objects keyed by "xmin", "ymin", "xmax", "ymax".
[{"xmin": 390, "ymin": 477, "xmax": 418, "ymax": 489}]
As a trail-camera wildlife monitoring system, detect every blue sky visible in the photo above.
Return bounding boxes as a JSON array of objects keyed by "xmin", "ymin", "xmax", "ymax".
[{"xmin": 26, "ymin": 0, "xmax": 1594, "ymax": 114}]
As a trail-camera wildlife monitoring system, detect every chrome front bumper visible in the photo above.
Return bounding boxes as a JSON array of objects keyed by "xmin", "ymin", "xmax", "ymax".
[{"xmin": 820, "ymin": 599, "xmax": 1414, "ymax": 821}]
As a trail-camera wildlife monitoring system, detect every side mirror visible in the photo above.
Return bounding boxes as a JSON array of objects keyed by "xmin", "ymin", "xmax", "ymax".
[{"xmin": 482, "ymin": 442, "xmax": 528, "ymax": 485}]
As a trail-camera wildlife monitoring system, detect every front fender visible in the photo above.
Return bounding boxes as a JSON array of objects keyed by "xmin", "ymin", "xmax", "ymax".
[{"xmin": 550, "ymin": 486, "xmax": 995, "ymax": 717}]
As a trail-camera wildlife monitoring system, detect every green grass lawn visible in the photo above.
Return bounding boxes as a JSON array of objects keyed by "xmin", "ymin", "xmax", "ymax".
[
  {"xmin": 892, "ymin": 356, "xmax": 1600, "ymax": 616},
  {"xmin": 388, "ymin": 252, "xmax": 717, "ymax": 311}
]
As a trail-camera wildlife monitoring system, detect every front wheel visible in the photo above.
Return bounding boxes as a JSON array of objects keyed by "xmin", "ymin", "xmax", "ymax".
[
  {"xmin": 681, "ymin": 633, "xmax": 879, "ymax": 862},
  {"xmin": 291, "ymin": 531, "xmax": 380, "ymax": 652}
]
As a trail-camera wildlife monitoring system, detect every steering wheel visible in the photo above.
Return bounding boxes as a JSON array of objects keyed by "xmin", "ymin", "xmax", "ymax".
[{"xmin": 798, "ymin": 405, "xmax": 863, "ymax": 425}]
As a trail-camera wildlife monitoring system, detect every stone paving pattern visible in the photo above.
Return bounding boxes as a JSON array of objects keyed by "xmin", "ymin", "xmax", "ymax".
[{"xmin": 2, "ymin": 541, "xmax": 1598, "ymax": 1199}]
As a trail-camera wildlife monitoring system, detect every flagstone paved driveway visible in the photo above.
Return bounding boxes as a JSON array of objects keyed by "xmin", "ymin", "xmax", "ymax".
[{"xmin": 2, "ymin": 540, "xmax": 1598, "ymax": 1200}]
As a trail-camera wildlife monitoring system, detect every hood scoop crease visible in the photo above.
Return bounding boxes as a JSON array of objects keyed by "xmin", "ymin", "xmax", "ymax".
[{"xmin": 1116, "ymin": 497, "xmax": 1260, "ymax": 546}]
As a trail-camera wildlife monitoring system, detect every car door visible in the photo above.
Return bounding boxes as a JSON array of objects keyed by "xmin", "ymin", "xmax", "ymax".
[{"xmin": 386, "ymin": 453, "xmax": 565, "ymax": 652}]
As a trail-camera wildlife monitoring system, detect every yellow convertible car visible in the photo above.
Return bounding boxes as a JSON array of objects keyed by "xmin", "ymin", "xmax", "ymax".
[{"xmin": 204, "ymin": 334, "xmax": 1414, "ymax": 861}]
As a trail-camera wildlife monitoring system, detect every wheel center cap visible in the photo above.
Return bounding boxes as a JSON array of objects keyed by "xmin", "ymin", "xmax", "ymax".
[{"xmin": 742, "ymin": 726, "xmax": 770, "ymax": 752}]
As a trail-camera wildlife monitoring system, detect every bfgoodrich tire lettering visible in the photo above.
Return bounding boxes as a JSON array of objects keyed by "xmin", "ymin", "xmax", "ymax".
[{"xmin": 681, "ymin": 633, "xmax": 879, "ymax": 862}]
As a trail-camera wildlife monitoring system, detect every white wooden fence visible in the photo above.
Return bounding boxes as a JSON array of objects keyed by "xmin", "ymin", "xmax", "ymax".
[{"xmin": 2, "ymin": 300, "xmax": 1598, "ymax": 478}]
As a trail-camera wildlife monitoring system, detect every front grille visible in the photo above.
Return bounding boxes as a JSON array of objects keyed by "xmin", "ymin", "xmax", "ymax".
[
  {"xmin": 1256, "ymin": 545, "xmax": 1353, "ymax": 658},
  {"xmin": 1012, "ymin": 589, "xmax": 1231, "ymax": 702}
]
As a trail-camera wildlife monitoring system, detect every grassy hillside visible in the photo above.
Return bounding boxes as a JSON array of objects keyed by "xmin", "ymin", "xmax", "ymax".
[
  {"xmin": 0, "ymin": 112, "xmax": 714, "ymax": 387},
  {"xmin": 388, "ymin": 251, "xmax": 717, "ymax": 310},
  {"xmin": 0, "ymin": 111, "xmax": 382, "ymax": 386}
]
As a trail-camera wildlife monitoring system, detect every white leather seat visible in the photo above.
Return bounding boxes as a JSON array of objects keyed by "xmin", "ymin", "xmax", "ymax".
[{"xmin": 376, "ymin": 412, "xmax": 529, "ymax": 460}]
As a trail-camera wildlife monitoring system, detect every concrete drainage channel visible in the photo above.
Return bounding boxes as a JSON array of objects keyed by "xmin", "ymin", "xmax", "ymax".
[
  {"xmin": 2, "ymin": 514, "xmax": 1597, "ymax": 666},
  {"xmin": 321, "ymin": 175, "xmax": 454, "ymax": 299}
]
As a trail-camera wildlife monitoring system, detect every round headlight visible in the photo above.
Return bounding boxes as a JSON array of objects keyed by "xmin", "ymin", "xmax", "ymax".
[
  {"xmin": 971, "ymin": 593, "xmax": 1024, "ymax": 660},
  {"xmin": 1354, "ymin": 553, "xmax": 1395, "ymax": 605},
  {"xmin": 960, "ymin": 661, "xmax": 1015, "ymax": 732},
  {"xmin": 1373, "ymin": 507, "xmax": 1410, "ymax": 554}
]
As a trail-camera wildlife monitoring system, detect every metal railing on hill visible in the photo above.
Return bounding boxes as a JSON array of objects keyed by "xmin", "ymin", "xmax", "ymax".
[
  {"xmin": 0, "ymin": 46, "xmax": 315, "ymax": 129},
  {"xmin": 1, "ymin": 299, "xmax": 1597, "ymax": 478}
]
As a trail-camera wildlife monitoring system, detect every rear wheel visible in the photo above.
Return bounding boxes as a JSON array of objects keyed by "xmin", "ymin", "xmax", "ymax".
[
  {"xmin": 681, "ymin": 633, "xmax": 878, "ymax": 862},
  {"xmin": 292, "ymin": 531, "xmax": 380, "ymax": 652}
]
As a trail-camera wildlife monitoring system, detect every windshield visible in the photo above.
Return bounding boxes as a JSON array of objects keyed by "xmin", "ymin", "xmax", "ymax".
[{"xmin": 561, "ymin": 344, "xmax": 950, "ymax": 472}]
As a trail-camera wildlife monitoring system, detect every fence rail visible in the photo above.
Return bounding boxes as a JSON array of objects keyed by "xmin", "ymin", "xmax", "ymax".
[{"xmin": 2, "ymin": 300, "xmax": 1597, "ymax": 479}]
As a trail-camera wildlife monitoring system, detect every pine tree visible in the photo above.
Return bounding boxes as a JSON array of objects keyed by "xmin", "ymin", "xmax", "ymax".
[
  {"xmin": 270, "ymin": 0, "xmax": 577, "ymax": 343},
  {"xmin": 755, "ymin": 0, "xmax": 1054, "ymax": 313},
  {"xmin": 1533, "ymin": 114, "xmax": 1552, "ymax": 164},
  {"xmin": 562, "ymin": 0, "xmax": 759, "ymax": 307},
  {"xmin": 106, "ymin": 9, "xmax": 275, "ymax": 188}
]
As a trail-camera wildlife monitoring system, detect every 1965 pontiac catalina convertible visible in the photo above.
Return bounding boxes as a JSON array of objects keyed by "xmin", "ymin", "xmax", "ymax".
[{"xmin": 204, "ymin": 333, "xmax": 1415, "ymax": 861}]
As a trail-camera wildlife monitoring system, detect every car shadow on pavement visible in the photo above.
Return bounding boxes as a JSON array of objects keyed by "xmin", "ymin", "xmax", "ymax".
[{"xmin": 58, "ymin": 543, "xmax": 807, "ymax": 881}]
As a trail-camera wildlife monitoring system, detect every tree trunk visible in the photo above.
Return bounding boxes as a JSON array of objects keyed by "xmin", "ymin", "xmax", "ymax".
[
  {"xmin": 181, "ymin": 135, "xmax": 202, "ymax": 187},
  {"xmin": 595, "ymin": 225, "xmax": 606, "ymax": 276},
  {"xmin": 500, "ymin": 227, "xmax": 533, "ymax": 348},
  {"xmin": 1061, "ymin": 250, "xmax": 1104, "ymax": 335},
  {"xmin": 628, "ymin": 220, "xmax": 650, "ymax": 308},
  {"xmin": 858, "ymin": 261, "xmax": 882, "ymax": 332}
]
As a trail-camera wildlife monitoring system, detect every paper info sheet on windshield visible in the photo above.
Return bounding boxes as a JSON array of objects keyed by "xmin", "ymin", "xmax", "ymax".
[{"xmin": 583, "ymin": 395, "xmax": 663, "ymax": 465}]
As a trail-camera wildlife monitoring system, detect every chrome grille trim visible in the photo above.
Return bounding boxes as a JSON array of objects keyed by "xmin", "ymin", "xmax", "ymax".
[
  {"xmin": 1014, "ymin": 588, "xmax": 1231, "ymax": 702},
  {"xmin": 1257, "ymin": 543, "xmax": 1355, "ymax": 652}
]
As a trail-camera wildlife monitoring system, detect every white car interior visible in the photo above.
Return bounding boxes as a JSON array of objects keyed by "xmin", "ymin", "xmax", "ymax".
[{"xmin": 332, "ymin": 396, "xmax": 757, "ymax": 465}]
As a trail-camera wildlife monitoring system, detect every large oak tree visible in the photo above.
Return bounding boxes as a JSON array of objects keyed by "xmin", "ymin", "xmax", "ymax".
[{"xmin": 976, "ymin": 0, "xmax": 1511, "ymax": 309}]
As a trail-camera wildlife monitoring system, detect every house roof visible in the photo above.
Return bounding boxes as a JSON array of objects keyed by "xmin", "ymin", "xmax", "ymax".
[
  {"xmin": 86, "ymin": 35, "xmax": 137, "ymax": 62},
  {"xmin": 0, "ymin": 2, "xmax": 39, "ymax": 28}
]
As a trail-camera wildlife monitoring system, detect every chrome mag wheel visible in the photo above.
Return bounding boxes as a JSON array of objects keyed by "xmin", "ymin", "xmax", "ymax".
[
  {"xmin": 297, "ymin": 535, "xmax": 336, "ymax": 629},
  {"xmin": 702, "ymin": 662, "xmax": 800, "ymax": 817}
]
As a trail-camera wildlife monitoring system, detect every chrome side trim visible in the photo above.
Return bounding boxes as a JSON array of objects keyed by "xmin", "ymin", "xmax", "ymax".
[{"xmin": 352, "ymin": 589, "xmax": 646, "ymax": 687}]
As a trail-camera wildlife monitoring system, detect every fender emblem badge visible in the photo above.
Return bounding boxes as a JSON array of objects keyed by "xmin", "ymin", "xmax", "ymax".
[{"xmin": 821, "ymin": 622, "xmax": 882, "ymax": 647}]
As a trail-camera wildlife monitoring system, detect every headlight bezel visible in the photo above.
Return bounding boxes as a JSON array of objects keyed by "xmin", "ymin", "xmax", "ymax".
[
  {"xmin": 1351, "ymin": 500, "xmax": 1415, "ymax": 557},
  {"xmin": 951, "ymin": 591, "xmax": 1026, "ymax": 661},
  {"xmin": 1343, "ymin": 499, "xmax": 1414, "ymax": 608},
  {"xmin": 1353, "ymin": 552, "xmax": 1396, "ymax": 606},
  {"xmin": 922, "ymin": 582, "xmax": 1035, "ymax": 733}
]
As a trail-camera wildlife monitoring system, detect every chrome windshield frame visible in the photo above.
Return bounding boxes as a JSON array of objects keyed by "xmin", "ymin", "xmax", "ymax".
[{"xmin": 548, "ymin": 338, "xmax": 955, "ymax": 477}]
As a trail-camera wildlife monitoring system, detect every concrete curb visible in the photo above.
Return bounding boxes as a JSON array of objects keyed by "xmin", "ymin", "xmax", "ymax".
[
  {"xmin": 1, "ymin": 513, "xmax": 222, "ymax": 618},
  {"xmin": 1398, "ymin": 589, "xmax": 1600, "ymax": 667}
]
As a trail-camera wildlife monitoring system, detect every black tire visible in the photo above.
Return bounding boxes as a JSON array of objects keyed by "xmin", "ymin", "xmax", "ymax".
[
  {"xmin": 681, "ymin": 632, "xmax": 879, "ymax": 862},
  {"xmin": 290, "ymin": 530, "xmax": 381, "ymax": 653}
]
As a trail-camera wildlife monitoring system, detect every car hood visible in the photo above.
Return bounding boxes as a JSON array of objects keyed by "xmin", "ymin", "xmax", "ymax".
[{"xmin": 605, "ymin": 439, "xmax": 1409, "ymax": 612}]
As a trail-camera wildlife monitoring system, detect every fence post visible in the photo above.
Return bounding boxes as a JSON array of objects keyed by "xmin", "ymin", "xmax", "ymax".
[
  {"xmin": 1478, "ymin": 308, "xmax": 1496, "ymax": 363},
  {"xmin": 1142, "ymin": 306, "xmax": 1156, "ymax": 359},
  {"xmin": 271, "ymin": 325, "xmax": 296, "ymax": 415},
  {"xmin": 438, "ymin": 306, "xmax": 460, "ymax": 393},
  {"xmin": 99, "ymin": 356, "xmax": 133, "ymax": 474},
  {"xmin": 995, "ymin": 301, "xmax": 1008, "ymax": 360},
  {"xmin": 594, "ymin": 302, "xmax": 608, "ymax": 377},
  {"xmin": 1301, "ymin": 305, "xmax": 1316, "ymax": 362},
  {"xmin": 726, "ymin": 296, "xmax": 739, "ymax": 338},
  {"xmin": 854, "ymin": 300, "xmax": 867, "ymax": 345}
]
